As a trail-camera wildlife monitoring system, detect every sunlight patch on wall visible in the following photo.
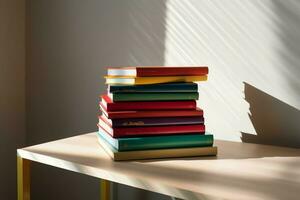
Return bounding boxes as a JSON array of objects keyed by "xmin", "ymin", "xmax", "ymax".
[{"xmin": 163, "ymin": 0, "xmax": 300, "ymax": 141}]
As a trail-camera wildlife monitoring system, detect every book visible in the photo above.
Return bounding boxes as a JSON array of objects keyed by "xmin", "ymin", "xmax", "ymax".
[
  {"xmin": 101, "ymin": 95, "xmax": 196, "ymax": 111},
  {"xmin": 97, "ymin": 133, "xmax": 218, "ymax": 161},
  {"xmin": 100, "ymin": 104, "xmax": 204, "ymax": 119},
  {"xmin": 98, "ymin": 129, "xmax": 213, "ymax": 151},
  {"xmin": 108, "ymin": 82, "xmax": 198, "ymax": 93},
  {"xmin": 108, "ymin": 92, "xmax": 199, "ymax": 102},
  {"xmin": 99, "ymin": 117, "xmax": 205, "ymax": 138},
  {"xmin": 105, "ymin": 75, "xmax": 207, "ymax": 85},
  {"xmin": 107, "ymin": 66, "xmax": 209, "ymax": 77},
  {"xmin": 99, "ymin": 114, "xmax": 204, "ymax": 127}
]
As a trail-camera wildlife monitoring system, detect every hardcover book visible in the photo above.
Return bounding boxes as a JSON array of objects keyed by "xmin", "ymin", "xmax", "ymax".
[
  {"xmin": 98, "ymin": 117, "xmax": 205, "ymax": 138},
  {"xmin": 108, "ymin": 82, "xmax": 198, "ymax": 93},
  {"xmin": 101, "ymin": 95, "xmax": 196, "ymax": 111},
  {"xmin": 107, "ymin": 66, "xmax": 209, "ymax": 77},
  {"xmin": 100, "ymin": 104, "xmax": 204, "ymax": 119},
  {"xmin": 98, "ymin": 129, "xmax": 213, "ymax": 151},
  {"xmin": 97, "ymin": 135, "xmax": 218, "ymax": 161},
  {"xmin": 105, "ymin": 75, "xmax": 207, "ymax": 85},
  {"xmin": 108, "ymin": 92, "xmax": 199, "ymax": 102},
  {"xmin": 99, "ymin": 114, "xmax": 204, "ymax": 127}
]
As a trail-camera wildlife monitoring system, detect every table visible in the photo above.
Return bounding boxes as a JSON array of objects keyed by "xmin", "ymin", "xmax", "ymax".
[{"xmin": 17, "ymin": 132, "xmax": 300, "ymax": 200}]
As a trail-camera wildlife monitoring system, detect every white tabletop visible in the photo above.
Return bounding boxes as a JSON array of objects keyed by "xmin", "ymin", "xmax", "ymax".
[{"xmin": 17, "ymin": 132, "xmax": 300, "ymax": 200}]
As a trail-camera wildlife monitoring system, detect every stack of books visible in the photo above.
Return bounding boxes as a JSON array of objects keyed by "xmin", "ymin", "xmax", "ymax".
[{"xmin": 97, "ymin": 66, "xmax": 217, "ymax": 161}]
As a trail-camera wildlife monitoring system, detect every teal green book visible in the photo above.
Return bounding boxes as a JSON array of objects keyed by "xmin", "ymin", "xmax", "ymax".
[
  {"xmin": 108, "ymin": 92, "xmax": 199, "ymax": 101},
  {"xmin": 98, "ymin": 130, "xmax": 213, "ymax": 151},
  {"xmin": 108, "ymin": 82, "xmax": 198, "ymax": 93},
  {"xmin": 97, "ymin": 134, "xmax": 218, "ymax": 161}
]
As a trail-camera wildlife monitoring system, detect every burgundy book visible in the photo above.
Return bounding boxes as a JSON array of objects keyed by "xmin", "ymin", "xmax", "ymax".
[
  {"xmin": 98, "ymin": 117, "xmax": 205, "ymax": 138},
  {"xmin": 99, "ymin": 114, "xmax": 204, "ymax": 127},
  {"xmin": 100, "ymin": 94, "xmax": 196, "ymax": 111},
  {"xmin": 100, "ymin": 103, "xmax": 204, "ymax": 119},
  {"xmin": 107, "ymin": 66, "xmax": 209, "ymax": 77}
]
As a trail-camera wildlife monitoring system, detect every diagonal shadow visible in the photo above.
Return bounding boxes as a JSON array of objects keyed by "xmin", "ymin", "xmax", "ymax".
[
  {"xmin": 241, "ymin": 82, "xmax": 300, "ymax": 148},
  {"xmin": 26, "ymin": 1, "xmax": 168, "ymax": 200}
]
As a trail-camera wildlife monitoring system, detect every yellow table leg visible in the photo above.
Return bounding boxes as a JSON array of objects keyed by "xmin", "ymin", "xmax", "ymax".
[
  {"xmin": 100, "ymin": 179, "xmax": 110, "ymax": 200},
  {"xmin": 17, "ymin": 156, "xmax": 30, "ymax": 200}
]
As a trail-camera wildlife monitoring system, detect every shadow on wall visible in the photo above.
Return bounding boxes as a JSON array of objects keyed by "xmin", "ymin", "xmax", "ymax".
[
  {"xmin": 27, "ymin": 0, "xmax": 168, "ymax": 145},
  {"xmin": 241, "ymin": 82, "xmax": 300, "ymax": 148},
  {"xmin": 27, "ymin": 1, "xmax": 168, "ymax": 200},
  {"xmin": 241, "ymin": 1, "xmax": 300, "ymax": 148}
]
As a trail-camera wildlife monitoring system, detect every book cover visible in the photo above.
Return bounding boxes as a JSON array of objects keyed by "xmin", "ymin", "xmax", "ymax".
[
  {"xmin": 98, "ymin": 129, "xmax": 213, "ymax": 151},
  {"xmin": 98, "ymin": 117, "xmax": 205, "ymax": 138},
  {"xmin": 107, "ymin": 66, "xmax": 209, "ymax": 77},
  {"xmin": 100, "ymin": 104, "xmax": 204, "ymax": 119},
  {"xmin": 101, "ymin": 94, "xmax": 196, "ymax": 111},
  {"xmin": 105, "ymin": 75, "xmax": 207, "ymax": 85},
  {"xmin": 97, "ymin": 134, "xmax": 218, "ymax": 161},
  {"xmin": 99, "ymin": 114, "xmax": 204, "ymax": 127},
  {"xmin": 108, "ymin": 92, "xmax": 199, "ymax": 102},
  {"xmin": 108, "ymin": 82, "xmax": 198, "ymax": 93}
]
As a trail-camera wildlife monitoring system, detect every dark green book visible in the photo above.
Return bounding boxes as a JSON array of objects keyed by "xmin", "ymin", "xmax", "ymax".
[
  {"xmin": 108, "ymin": 92, "xmax": 199, "ymax": 101},
  {"xmin": 98, "ymin": 130, "xmax": 213, "ymax": 151},
  {"xmin": 108, "ymin": 82, "xmax": 198, "ymax": 93}
]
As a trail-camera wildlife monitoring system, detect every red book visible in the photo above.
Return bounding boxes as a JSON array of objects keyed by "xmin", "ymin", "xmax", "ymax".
[
  {"xmin": 98, "ymin": 116, "xmax": 205, "ymax": 138},
  {"xmin": 100, "ymin": 94, "xmax": 196, "ymax": 111},
  {"xmin": 100, "ymin": 103, "xmax": 203, "ymax": 119},
  {"xmin": 107, "ymin": 66, "xmax": 208, "ymax": 77}
]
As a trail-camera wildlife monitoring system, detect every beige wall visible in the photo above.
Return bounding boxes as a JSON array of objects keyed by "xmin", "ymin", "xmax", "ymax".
[{"xmin": 0, "ymin": 0, "xmax": 26, "ymax": 199}]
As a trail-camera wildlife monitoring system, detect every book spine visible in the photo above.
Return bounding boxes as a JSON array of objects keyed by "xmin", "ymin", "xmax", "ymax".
[
  {"xmin": 133, "ymin": 75, "xmax": 207, "ymax": 85},
  {"xmin": 108, "ymin": 83, "xmax": 198, "ymax": 93},
  {"xmin": 114, "ymin": 146, "xmax": 218, "ymax": 161},
  {"xmin": 137, "ymin": 67, "xmax": 209, "ymax": 76},
  {"xmin": 112, "ymin": 125, "xmax": 205, "ymax": 138},
  {"xmin": 111, "ymin": 92, "xmax": 199, "ymax": 101},
  {"xmin": 98, "ymin": 128, "xmax": 213, "ymax": 151},
  {"xmin": 106, "ymin": 101, "xmax": 196, "ymax": 111},
  {"xmin": 110, "ymin": 116, "xmax": 204, "ymax": 127},
  {"xmin": 117, "ymin": 133, "xmax": 213, "ymax": 151},
  {"xmin": 101, "ymin": 106, "xmax": 204, "ymax": 119},
  {"xmin": 99, "ymin": 118, "xmax": 205, "ymax": 138}
]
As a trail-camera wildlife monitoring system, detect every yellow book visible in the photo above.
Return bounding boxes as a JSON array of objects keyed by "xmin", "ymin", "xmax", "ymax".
[
  {"xmin": 105, "ymin": 75, "xmax": 207, "ymax": 85},
  {"xmin": 97, "ymin": 134, "xmax": 217, "ymax": 161}
]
